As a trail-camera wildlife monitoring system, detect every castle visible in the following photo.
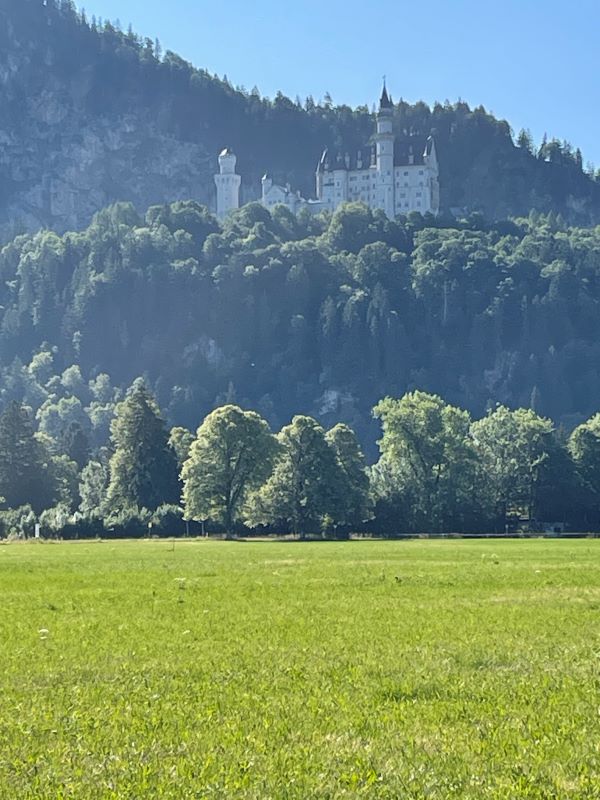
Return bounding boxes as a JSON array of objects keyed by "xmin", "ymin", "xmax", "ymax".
[{"xmin": 214, "ymin": 84, "xmax": 440, "ymax": 220}]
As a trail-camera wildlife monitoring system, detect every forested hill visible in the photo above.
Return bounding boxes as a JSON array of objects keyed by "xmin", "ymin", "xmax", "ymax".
[
  {"xmin": 2, "ymin": 0, "xmax": 600, "ymax": 240},
  {"xmin": 2, "ymin": 199, "xmax": 600, "ymax": 454}
]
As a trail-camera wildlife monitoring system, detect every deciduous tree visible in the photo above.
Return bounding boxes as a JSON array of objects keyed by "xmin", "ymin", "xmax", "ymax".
[
  {"xmin": 248, "ymin": 415, "xmax": 344, "ymax": 537},
  {"xmin": 182, "ymin": 405, "xmax": 276, "ymax": 534},
  {"xmin": 373, "ymin": 392, "xmax": 478, "ymax": 532}
]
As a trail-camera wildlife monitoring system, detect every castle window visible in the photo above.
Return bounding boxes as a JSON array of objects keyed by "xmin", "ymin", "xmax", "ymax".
[
  {"xmin": 417, "ymin": 192, "xmax": 422, "ymax": 197},
  {"xmin": 404, "ymin": 171, "xmax": 408, "ymax": 176},
  {"xmin": 419, "ymin": 170, "xmax": 424, "ymax": 175}
]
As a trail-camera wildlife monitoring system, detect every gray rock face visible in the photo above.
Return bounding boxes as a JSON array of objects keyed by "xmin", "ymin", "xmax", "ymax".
[
  {"xmin": 0, "ymin": 7, "xmax": 227, "ymax": 241},
  {"xmin": 0, "ymin": 113, "xmax": 215, "ymax": 241}
]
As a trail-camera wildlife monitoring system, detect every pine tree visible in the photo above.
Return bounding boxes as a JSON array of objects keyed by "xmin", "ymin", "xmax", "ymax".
[
  {"xmin": 0, "ymin": 402, "xmax": 54, "ymax": 512},
  {"xmin": 516, "ymin": 128, "xmax": 534, "ymax": 154},
  {"xmin": 106, "ymin": 380, "xmax": 179, "ymax": 510}
]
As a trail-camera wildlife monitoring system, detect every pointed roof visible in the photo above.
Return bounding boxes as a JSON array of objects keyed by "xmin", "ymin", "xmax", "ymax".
[
  {"xmin": 423, "ymin": 135, "xmax": 437, "ymax": 160},
  {"xmin": 379, "ymin": 81, "xmax": 392, "ymax": 111},
  {"xmin": 316, "ymin": 148, "xmax": 328, "ymax": 173}
]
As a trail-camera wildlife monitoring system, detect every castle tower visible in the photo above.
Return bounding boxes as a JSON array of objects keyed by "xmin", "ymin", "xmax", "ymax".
[
  {"xmin": 214, "ymin": 148, "xmax": 241, "ymax": 219},
  {"xmin": 375, "ymin": 82, "xmax": 395, "ymax": 218}
]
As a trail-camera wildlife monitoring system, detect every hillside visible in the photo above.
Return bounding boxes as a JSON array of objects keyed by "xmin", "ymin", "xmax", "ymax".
[
  {"xmin": 2, "ymin": 199, "xmax": 600, "ymax": 455},
  {"xmin": 1, "ymin": 0, "xmax": 600, "ymax": 240}
]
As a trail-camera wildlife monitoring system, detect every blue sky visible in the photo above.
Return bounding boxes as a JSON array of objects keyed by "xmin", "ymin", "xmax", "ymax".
[{"xmin": 80, "ymin": 0, "xmax": 600, "ymax": 165}]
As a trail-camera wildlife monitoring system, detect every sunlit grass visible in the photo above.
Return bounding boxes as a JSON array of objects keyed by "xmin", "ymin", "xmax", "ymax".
[{"xmin": 1, "ymin": 538, "xmax": 599, "ymax": 798}]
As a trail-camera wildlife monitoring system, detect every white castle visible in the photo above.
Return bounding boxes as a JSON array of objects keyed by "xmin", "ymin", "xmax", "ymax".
[{"xmin": 214, "ymin": 84, "xmax": 440, "ymax": 220}]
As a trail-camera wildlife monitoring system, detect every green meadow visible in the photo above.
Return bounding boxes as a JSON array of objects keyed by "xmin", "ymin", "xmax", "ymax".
[{"xmin": 0, "ymin": 539, "xmax": 599, "ymax": 799}]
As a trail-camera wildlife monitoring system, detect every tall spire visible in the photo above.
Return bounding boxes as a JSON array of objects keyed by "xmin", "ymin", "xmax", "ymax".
[{"xmin": 379, "ymin": 77, "xmax": 392, "ymax": 111}]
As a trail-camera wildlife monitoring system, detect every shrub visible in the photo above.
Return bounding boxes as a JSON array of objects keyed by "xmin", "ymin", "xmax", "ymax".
[
  {"xmin": 150, "ymin": 504, "xmax": 185, "ymax": 537},
  {"xmin": 103, "ymin": 506, "xmax": 152, "ymax": 539},
  {"xmin": 0, "ymin": 506, "xmax": 37, "ymax": 539},
  {"xmin": 39, "ymin": 503, "xmax": 73, "ymax": 536}
]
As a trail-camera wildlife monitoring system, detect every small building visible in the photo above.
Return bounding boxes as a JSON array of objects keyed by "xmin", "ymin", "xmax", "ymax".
[{"xmin": 261, "ymin": 175, "xmax": 308, "ymax": 214}]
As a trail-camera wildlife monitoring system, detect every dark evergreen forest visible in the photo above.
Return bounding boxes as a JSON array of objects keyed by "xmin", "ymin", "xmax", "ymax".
[{"xmin": 1, "ymin": 199, "xmax": 600, "ymax": 454}]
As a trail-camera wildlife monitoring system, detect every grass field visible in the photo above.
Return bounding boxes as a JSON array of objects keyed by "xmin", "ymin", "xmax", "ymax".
[{"xmin": 0, "ymin": 538, "xmax": 599, "ymax": 799}]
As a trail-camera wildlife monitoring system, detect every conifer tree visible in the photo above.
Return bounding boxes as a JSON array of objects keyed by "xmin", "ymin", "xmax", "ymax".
[
  {"xmin": 0, "ymin": 402, "xmax": 54, "ymax": 512},
  {"xmin": 62, "ymin": 420, "xmax": 91, "ymax": 469},
  {"xmin": 106, "ymin": 380, "xmax": 179, "ymax": 510},
  {"xmin": 79, "ymin": 460, "xmax": 109, "ymax": 516}
]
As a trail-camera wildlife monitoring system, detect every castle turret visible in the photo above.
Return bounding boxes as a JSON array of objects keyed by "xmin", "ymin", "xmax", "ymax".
[
  {"xmin": 214, "ymin": 147, "xmax": 241, "ymax": 219},
  {"xmin": 375, "ymin": 81, "xmax": 395, "ymax": 218}
]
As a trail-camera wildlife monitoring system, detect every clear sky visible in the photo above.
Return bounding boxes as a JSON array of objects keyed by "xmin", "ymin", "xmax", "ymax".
[{"xmin": 79, "ymin": 0, "xmax": 600, "ymax": 165}]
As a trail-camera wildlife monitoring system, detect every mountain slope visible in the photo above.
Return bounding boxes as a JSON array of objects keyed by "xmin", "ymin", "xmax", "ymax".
[
  {"xmin": 2, "ymin": 200, "xmax": 600, "ymax": 455},
  {"xmin": 1, "ymin": 0, "xmax": 600, "ymax": 240}
]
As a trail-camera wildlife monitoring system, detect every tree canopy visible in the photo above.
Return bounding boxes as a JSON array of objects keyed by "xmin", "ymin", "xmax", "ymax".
[
  {"xmin": 182, "ymin": 404, "xmax": 276, "ymax": 533},
  {"xmin": 4, "ymin": 202, "xmax": 600, "ymax": 453},
  {"xmin": 106, "ymin": 379, "xmax": 180, "ymax": 511}
]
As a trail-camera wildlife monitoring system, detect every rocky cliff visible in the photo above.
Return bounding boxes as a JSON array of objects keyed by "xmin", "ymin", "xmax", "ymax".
[{"xmin": 0, "ymin": 3, "xmax": 222, "ymax": 240}]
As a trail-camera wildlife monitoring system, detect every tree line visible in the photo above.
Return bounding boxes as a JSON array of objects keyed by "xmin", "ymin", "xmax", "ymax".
[{"xmin": 2, "ymin": 380, "xmax": 600, "ymax": 539}]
